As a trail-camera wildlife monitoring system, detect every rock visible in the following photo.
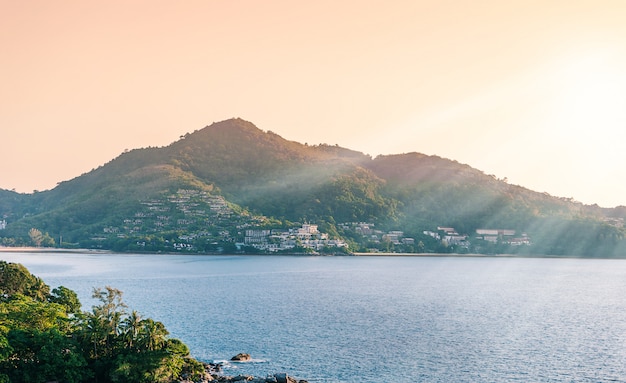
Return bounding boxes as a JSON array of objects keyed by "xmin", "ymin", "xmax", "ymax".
[
  {"xmin": 205, "ymin": 362, "xmax": 223, "ymax": 373},
  {"xmin": 233, "ymin": 375, "xmax": 254, "ymax": 382},
  {"xmin": 274, "ymin": 373, "xmax": 298, "ymax": 383},
  {"xmin": 231, "ymin": 353, "xmax": 252, "ymax": 362},
  {"xmin": 202, "ymin": 362, "xmax": 305, "ymax": 383},
  {"xmin": 215, "ymin": 376, "xmax": 234, "ymax": 382}
]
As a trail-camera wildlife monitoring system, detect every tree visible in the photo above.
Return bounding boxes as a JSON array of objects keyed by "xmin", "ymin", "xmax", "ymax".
[
  {"xmin": 28, "ymin": 228, "xmax": 44, "ymax": 247},
  {"xmin": 49, "ymin": 285, "xmax": 82, "ymax": 315},
  {"xmin": 0, "ymin": 267, "xmax": 89, "ymax": 383},
  {"xmin": 120, "ymin": 310, "xmax": 142, "ymax": 350},
  {"xmin": 81, "ymin": 286, "xmax": 127, "ymax": 360},
  {"xmin": 26, "ymin": 228, "xmax": 55, "ymax": 248},
  {"xmin": 1, "ymin": 263, "xmax": 203, "ymax": 383},
  {"xmin": 0, "ymin": 295, "xmax": 66, "ymax": 332},
  {"xmin": 0, "ymin": 261, "xmax": 49, "ymax": 302},
  {"xmin": 3, "ymin": 328, "xmax": 89, "ymax": 383},
  {"xmin": 138, "ymin": 318, "xmax": 168, "ymax": 352},
  {"xmin": 78, "ymin": 285, "xmax": 199, "ymax": 382},
  {"xmin": 91, "ymin": 286, "xmax": 127, "ymax": 331}
]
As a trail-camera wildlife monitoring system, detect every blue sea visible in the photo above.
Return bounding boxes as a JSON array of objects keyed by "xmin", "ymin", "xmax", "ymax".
[{"xmin": 3, "ymin": 252, "xmax": 626, "ymax": 383}]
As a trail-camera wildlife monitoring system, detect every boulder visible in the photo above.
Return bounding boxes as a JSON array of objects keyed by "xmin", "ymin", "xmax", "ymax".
[
  {"xmin": 205, "ymin": 362, "xmax": 222, "ymax": 373},
  {"xmin": 231, "ymin": 353, "xmax": 252, "ymax": 362},
  {"xmin": 274, "ymin": 373, "xmax": 298, "ymax": 383},
  {"xmin": 232, "ymin": 375, "xmax": 254, "ymax": 382}
]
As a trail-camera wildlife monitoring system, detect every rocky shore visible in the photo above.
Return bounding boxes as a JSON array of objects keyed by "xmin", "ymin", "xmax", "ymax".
[
  {"xmin": 200, "ymin": 372, "xmax": 308, "ymax": 383},
  {"xmin": 187, "ymin": 354, "xmax": 308, "ymax": 383}
]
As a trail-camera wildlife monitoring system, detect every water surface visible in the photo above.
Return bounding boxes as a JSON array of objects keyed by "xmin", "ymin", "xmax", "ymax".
[{"xmin": 3, "ymin": 252, "xmax": 626, "ymax": 383}]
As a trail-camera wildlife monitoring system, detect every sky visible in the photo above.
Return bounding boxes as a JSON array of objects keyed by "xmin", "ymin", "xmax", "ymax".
[{"xmin": 2, "ymin": 1, "xmax": 626, "ymax": 207}]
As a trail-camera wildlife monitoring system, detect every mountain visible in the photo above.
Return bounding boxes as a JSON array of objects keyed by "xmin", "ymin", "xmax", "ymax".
[{"xmin": 1, "ymin": 118, "xmax": 625, "ymax": 256}]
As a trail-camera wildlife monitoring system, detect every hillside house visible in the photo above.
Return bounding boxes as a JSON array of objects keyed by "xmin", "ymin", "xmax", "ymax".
[
  {"xmin": 243, "ymin": 224, "xmax": 346, "ymax": 253},
  {"xmin": 476, "ymin": 229, "xmax": 530, "ymax": 245},
  {"xmin": 244, "ymin": 229, "xmax": 272, "ymax": 245}
]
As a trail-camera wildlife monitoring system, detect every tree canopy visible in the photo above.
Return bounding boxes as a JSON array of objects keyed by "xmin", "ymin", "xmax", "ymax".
[{"xmin": 0, "ymin": 261, "xmax": 204, "ymax": 383}]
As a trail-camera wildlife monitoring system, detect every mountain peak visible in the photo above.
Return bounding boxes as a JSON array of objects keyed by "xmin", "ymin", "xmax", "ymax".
[
  {"xmin": 2, "ymin": 118, "xmax": 624, "ymax": 257},
  {"xmin": 205, "ymin": 117, "xmax": 260, "ymax": 132}
]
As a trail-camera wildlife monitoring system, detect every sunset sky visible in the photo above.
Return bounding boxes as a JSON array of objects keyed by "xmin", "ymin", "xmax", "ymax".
[{"xmin": 2, "ymin": 1, "xmax": 626, "ymax": 207}]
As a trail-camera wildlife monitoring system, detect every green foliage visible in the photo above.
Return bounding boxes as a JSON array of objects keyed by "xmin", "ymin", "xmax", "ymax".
[
  {"xmin": 4, "ymin": 328, "xmax": 88, "ymax": 383},
  {"xmin": 0, "ymin": 295, "xmax": 68, "ymax": 332},
  {"xmin": 0, "ymin": 263, "xmax": 203, "ymax": 383},
  {"xmin": 524, "ymin": 217, "xmax": 625, "ymax": 256},
  {"xmin": 2, "ymin": 118, "xmax": 626, "ymax": 256},
  {"xmin": 0, "ymin": 261, "xmax": 49, "ymax": 301},
  {"xmin": 50, "ymin": 285, "xmax": 82, "ymax": 314}
]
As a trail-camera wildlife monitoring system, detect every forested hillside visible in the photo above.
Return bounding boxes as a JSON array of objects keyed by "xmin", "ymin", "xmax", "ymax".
[{"xmin": 1, "ymin": 118, "xmax": 625, "ymax": 256}]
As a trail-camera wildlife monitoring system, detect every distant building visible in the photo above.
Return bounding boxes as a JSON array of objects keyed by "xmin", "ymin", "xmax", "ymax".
[
  {"xmin": 243, "ymin": 224, "xmax": 345, "ymax": 253},
  {"xmin": 509, "ymin": 235, "xmax": 531, "ymax": 246},
  {"xmin": 244, "ymin": 229, "xmax": 271, "ymax": 244},
  {"xmin": 298, "ymin": 224, "xmax": 319, "ymax": 235},
  {"xmin": 437, "ymin": 227, "xmax": 456, "ymax": 234},
  {"xmin": 354, "ymin": 223, "xmax": 374, "ymax": 236},
  {"xmin": 0, "ymin": 220, "xmax": 5, "ymax": 230},
  {"xmin": 476, "ymin": 229, "xmax": 530, "ymax": 245},
  {"xmin": 476, "ymin": 229, "xmax": 499, "ymax": 236},
  {"xmin": 423, "ymin": 230, "xmax": 440, "ymax": 240},
  {"xmin": 476, "ymin": 229, "xmax": 516, "ymax": 236}
]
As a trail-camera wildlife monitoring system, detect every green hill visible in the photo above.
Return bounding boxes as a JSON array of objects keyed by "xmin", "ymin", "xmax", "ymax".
[{"xmin": 1, "ymin": 118, "xmax": 625, "ymax": 256}]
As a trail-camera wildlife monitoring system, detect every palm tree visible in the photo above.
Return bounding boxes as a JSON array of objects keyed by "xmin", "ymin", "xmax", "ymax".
[
  {"xmin": 79, "ymin": 286, "xmax": 128, "ymax": 361},
  {"xmin": 121, "ymin": 310, "xmax": 142, "ymax": 350},
  {"xmin": 138, "ymin": 319, "xmax": 169, "ymax": 351},
  {"xmin": 82, "ymin": 314, "xmax": 108, "ymax": 360}
]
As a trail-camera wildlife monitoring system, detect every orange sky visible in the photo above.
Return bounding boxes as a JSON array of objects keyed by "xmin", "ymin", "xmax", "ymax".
[{"xmin": 2, "ymin": 1, "xmax": 626, "ymax": 207}]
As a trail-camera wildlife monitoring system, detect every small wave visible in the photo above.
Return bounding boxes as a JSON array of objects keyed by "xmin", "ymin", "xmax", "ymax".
[
  {"xmin": 209, "ymin": 358, "xmax": 268, "ymax": 366},
  {"xmin": 236, "ymin": 358, "xmax": 267, "ymax": 363},
  {"xmin": 208, "ymin": 359, "xmax": 231, "ymax": 365}
]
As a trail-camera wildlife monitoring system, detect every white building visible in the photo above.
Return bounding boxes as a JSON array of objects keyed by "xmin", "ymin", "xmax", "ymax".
[
  {"xmin": 476, "ymin": 229, "xmax": 516, "ymax": 236},
  {"xmin": 244, "ymin": 224, "xmax": 346, "ymax": 252},
  {"xmin": 244, "ymin": 229, "xmax": 271, "ymax": 244},
  {"xmin": 298, "ymin": 224, "xmax": 319, "ymax": 235}
]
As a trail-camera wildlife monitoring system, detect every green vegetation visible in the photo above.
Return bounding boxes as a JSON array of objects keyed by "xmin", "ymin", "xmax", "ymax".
[
  {"xmin": 0, "ymin": 261, "xmax": 204, "ymax": 383},
  {"xmin": 1, "ymin": 118, "xmax": 626, "ymax": 256}
]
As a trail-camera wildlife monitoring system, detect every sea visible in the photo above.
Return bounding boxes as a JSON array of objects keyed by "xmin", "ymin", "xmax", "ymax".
[{"xmin": 3, "ymin": 252, "xmax": 626, "ymax": 383}]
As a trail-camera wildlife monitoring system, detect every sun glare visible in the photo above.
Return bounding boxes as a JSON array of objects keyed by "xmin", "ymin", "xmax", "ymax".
[{"xmin": 550, "ymin": 52, "xmax": 626, "ymax": 146}]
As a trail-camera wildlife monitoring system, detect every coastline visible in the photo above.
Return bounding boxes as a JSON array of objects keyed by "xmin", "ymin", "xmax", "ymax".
[
  {"xmin": 352, "ymin": 252, "xmax": 492, "ymax": 257},
  {"xmin": 0, "ymin": 246, "xmax": 111, "ymax": 254},
  {"xmin": 351, "ymin": 252, "xmax": 614, "ymax": 259},
  {"xmin": 0, "ymin": 248, "xmax": 498, "ymax": 257},
  {"xmin": 1, "ymin": 246, "xmax": 621, "ymax": 259}
]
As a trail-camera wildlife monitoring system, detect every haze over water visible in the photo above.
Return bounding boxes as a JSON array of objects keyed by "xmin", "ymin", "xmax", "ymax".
[{"xmin": 4, "ymin": 252, "xmax": 626, "ymax": 383}]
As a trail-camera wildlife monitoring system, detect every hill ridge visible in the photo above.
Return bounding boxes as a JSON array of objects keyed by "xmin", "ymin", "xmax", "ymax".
[{"xmin": 1, "ymin": 118, "xmax": 625, "ymax": 256}]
